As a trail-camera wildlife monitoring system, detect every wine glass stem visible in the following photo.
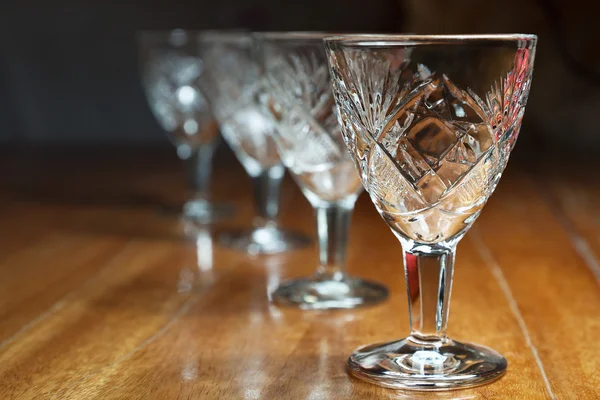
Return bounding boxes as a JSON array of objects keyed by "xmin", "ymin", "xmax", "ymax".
[
  {"xmin": 315, "ymin": 202, "xmax": 354, "ymax": 281},
  {"xmin": 252, "ymin": 164, "xmax": 285, "ymax": 227},
  {"xmin": 402, "ymin": 243, "xmax": 456, "ymax": 342},
  {"xmin": 187, "ymin": 143, "xmax": 216, "ymax": 200}
]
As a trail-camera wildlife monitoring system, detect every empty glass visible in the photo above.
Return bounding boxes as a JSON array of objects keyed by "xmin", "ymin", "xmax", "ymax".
[
  {"xmin": 326, "ymin": 34, "xmax": 537, "ymax": 389},
  {"xmin": 138, "ymin": 30, "xmax": 232, "ymax": 221},
  {"xmin": 198, "ymin": 32, "xmax": 309, "ymax": 255},
  {"xmin": 256, "ymin": 32, "xmax": 388, "ymax": 309}
]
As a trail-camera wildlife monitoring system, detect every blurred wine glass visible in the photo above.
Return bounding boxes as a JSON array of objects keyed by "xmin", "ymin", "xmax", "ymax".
[
  {"xmin": 198, "ymin": 31, "xmax": 310, "ymax": 255},
  {"xmin": 138, "ymin": 29, "xmax": 233, "ymax": 222},
  {"xmin": 256, "ymin": 32, "xmax": 388, "ymax": 309}
]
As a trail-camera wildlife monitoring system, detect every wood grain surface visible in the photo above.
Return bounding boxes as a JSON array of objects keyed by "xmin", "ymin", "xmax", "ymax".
[{"xmin": 0, "ymin": 149, "xmax": 598, "ymax": 399}]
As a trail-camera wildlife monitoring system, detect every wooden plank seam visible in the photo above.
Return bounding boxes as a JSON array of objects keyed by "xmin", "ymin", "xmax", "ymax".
[
  {"xmin": 470, "ymin": 230, "xmax": 557, "ymax": 400},
  {"xmin": 535, "ymin": 183, "xmax": 600, "ymax": 286}
]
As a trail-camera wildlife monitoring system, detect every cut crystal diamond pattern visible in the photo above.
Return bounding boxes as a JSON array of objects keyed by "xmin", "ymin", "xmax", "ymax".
[
  {"xmin": 328, "ymin": 45, "xmax": 534, "ymax": 243},
  {"xmin": 372, "ymin": 75, "xmax": 497, "ymax": 206}
]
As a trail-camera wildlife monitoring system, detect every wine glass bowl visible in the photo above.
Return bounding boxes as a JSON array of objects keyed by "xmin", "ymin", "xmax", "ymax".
[
  {"xmin": 198, "ymin": 33, "xmax": 281, "ymax": 175},
  {"xmin": 139, "ymin": 30, "xmax": 215, "ymax": 153},
  {"xmin": 325, "ymin": 34, "xmax": 537, "ymax": 389},
  {"xmin": 260, "ymin": 33, "xmax": 363, "ymax": 206}
]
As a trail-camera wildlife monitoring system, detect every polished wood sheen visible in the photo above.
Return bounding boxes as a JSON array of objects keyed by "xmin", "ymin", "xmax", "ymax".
[{"xmin": 0, "ymin": 149, "xmax": 598, "ymax": 399}]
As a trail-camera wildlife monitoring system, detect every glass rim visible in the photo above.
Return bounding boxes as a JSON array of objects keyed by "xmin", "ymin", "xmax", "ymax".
[
  {"xmin": 323, "ymin": 33, "xmax": 537, "ymax": 47},
  {"xmin": 137, "ymin": 29, "xmax": 202, "ymax": 34},
  {"xmin": 136, "ymin": 29, "xmax": 250, "ymax": 44},
  {"xmin": 136, "ymin": 29, "xmax": 208, "ymax": 38},
  {"xmin": 197, "ymin": 30, "xmax": 251, "ymax": 44},
  {"xmin": 254, "ymin": 31, "xmax": 339, "ymax": 41},
  {"xmin": 136, "ymin": 29, "xmax": 193, "ymax": 43}
]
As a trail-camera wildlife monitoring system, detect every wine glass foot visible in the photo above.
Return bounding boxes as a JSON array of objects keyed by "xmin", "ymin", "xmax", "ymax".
[
  {"xmin": 218, "ymin": 225, "xmax": 310, "ymax": 255},
  {"xmin": 183, "ymin": 199, "xmax": 234, "ymax": 223},
  {"xmin": 272, "ymin": 276, "xmax": 388, "ymax": 310},
  {"xmin": 348, "ymin": 336, "xmax": 507, "ymax": 391}
]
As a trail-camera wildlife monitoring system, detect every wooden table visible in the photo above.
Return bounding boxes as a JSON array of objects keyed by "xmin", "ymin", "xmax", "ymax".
[{"xmin": 0, "ymin": 148, "xmax": 598, "ymax": 399}]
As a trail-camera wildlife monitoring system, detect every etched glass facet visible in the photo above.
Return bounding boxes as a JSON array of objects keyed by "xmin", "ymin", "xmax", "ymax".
[{"xmin": 326, "ymin": 34, "xmax": 537, "ymax": 390}]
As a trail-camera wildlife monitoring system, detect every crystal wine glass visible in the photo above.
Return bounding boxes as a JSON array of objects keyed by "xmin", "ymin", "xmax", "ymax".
[
  {"xmin": 325, "ymin": 34, "xmax": 537, "ymax": 389},
  {"xmin": 138, "ymin": 29, "xmax": 233, "ymax": 222},
  {"xmin": 198, "ymin": 32, "xmax": 309, "ymax": 255},
  {"xmin": 256, "ymin": 32, "xmax": 388, "ymax": 309}
]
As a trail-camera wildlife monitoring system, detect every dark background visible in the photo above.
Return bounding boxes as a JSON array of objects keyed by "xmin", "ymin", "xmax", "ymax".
[{"xmin": 0, "ymin": 0, "xmax": 598, "ymax": 157}]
